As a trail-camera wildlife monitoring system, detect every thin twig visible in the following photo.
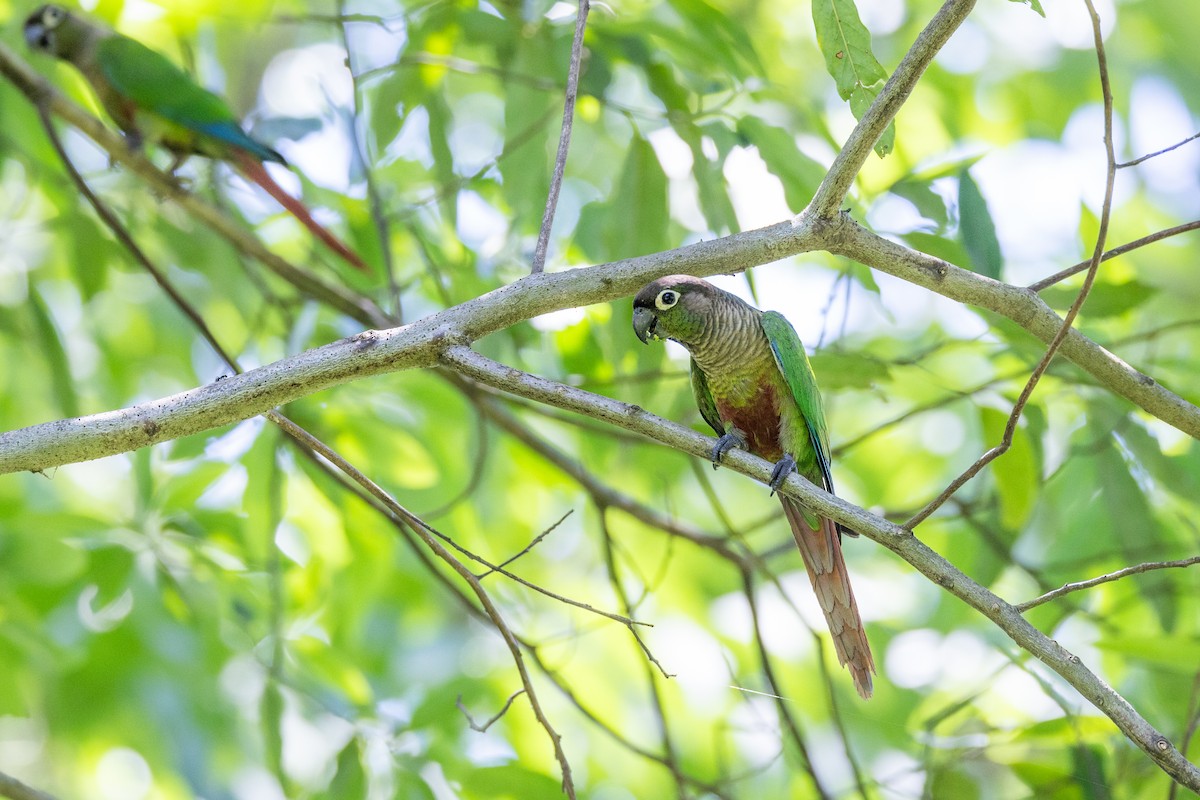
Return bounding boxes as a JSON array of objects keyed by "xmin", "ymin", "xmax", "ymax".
[
  {"xmin": 266, "ymin": 414, "xmax": 576, "ymax": 798},
  {"xmin": 596, "ymin": 507, "xmax": 686, "ymax": 798},
  {"xmin": 457, "ymin": 690, "xmax": 526, "ymax": 732},
  {"xmin": 482, "ymin": 510, "xmax": 574, "ymax": 577},
  {"xmin": 1118, "ymin": 131, "xmax": 1200, "ymax": 168},
  {"xmin": 1016, "ymin": 556, "xmax": 1200, "ymax": 613},
  {"xmin": 740, "ymin": 567, "xmax": 832, "ymax": 800},
  {"xmin": 338, "ymin": 3, "xmax": 402, "ymax": 318},
  {"xmin": 531, "ymin": 0, "xmax": 590, "ymax": 274},
  {"xmin": 904, "ymin": 0, "xmax": 1119, "ymax": 530},
  {"xmin": 1027, "ymin": 220, "xmax": 1200, "ymax": 292}
]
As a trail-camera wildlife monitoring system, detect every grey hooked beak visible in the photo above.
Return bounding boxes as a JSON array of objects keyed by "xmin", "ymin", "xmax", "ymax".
[{"xmin": 632, "ymin": 307, "xmax": 658, "ymax": 344}]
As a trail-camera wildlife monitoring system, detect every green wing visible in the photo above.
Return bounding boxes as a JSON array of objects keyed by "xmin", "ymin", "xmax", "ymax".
[
  {"xmin": 760, "ymin": 311, "xmax": 835, "ymax": 493},
  {"xmin": 95, "ymin": 35, "xmax": 279, "ymax": 162},
  {"xmin": 690, "ymin": 360, "xmax": 725, "ymax": 437}
]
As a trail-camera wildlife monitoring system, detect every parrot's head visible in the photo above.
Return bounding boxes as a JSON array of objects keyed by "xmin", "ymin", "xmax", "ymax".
[
  {"xmin": 632, "ymin": 275, "xmax": 719, "ymax": 347},
  {"xmin": 24, "ymin": 5, "xmax": 80, "ymax": 60}
]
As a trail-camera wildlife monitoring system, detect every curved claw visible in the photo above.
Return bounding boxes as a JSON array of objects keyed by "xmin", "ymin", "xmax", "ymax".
[
  {"xmin": 768, "ymin": 454, "xmax": 797, "ymax": 496},
  {"xmin": 710, "ymin": 432, "xmax": 746, "ymax": 468}
]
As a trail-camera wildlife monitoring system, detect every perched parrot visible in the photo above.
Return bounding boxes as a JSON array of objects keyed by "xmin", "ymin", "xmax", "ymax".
[
  {"xmin": 632, "ymin": 275, "xmax": 875, "ymax": 699},
  {"xmin": 23, "ymin": 4, "xmax": 369, "ymax": 273}
]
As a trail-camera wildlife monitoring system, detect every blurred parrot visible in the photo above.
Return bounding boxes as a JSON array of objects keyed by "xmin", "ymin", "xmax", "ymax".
[
  {"xmin": 632, "ymin": 275, "xmax": 875, "ymax": 698},
  {"xmin": 23, "ymin": 4, "xmax": 369, "ymax": 273}
]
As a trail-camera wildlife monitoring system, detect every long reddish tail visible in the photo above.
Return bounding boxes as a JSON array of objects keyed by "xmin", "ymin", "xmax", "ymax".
[
  {"xmin": 780, "ymin": 497, "xmax": 875, "ymax": 699},
  {"xmin": 233, "ymin": 153, "xmax": 369, "ymax": 273}
]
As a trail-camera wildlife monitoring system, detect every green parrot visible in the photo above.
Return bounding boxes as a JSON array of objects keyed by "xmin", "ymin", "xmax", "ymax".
[
  {"xmin": 23, "ymin": 4, "xmax": 368, "ymax": 273},
  {"xmin": 633, "ymin": 275, "xmax": 875, "ymax": 699}
]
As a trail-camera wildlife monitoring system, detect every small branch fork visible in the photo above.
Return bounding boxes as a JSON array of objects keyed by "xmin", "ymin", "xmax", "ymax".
[
  {"xmin": 904, "ymin": 0, "xmax": 1118, "ymax": 530},
  {"xmin": 1016, "ymin": 556, "xmax": 1200, "ymax": 613}
]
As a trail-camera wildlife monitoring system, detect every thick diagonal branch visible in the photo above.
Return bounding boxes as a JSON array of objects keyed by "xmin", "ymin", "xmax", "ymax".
[{"xmin": 439, "ymin": 344, "xmax": 1200, "ymax": 792}]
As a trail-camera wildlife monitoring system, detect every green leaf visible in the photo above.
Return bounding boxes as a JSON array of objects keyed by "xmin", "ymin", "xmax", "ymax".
[
  {"xmin": 809, "ymin": 350, "xmax": 890, "ymax": 390},
  {"xmin": 1010, "ymin": 0, "xmax": 1047, "ymax": 17},
  {"xmin": 980, "ymin": 407, "xmax": 1040, "ymax": 530},
  {"xmin": 460, "ymin": 764, "xmax": 564, "ymax": 799},
  {"xmin": 317, "ymin": 740, "xmax": 367, "ymax": 800},
  {"xmin": 811, "ymin": 0, "xmax": 888, "ymax": 100},
  {"xmin": 28, "ymin": 288, "xmax": 80, "ymax": 420},
  {"xmin": 577, "ymin": 136, "xmax": 668, "ymax": 259},
  {"xmin": 737, "ymin": 118, "xmax": 828, "ymax": 212},
  {"xmin": 850, "ymin": 85, "xmax": 895, "ymax": 157},
  {"xmin": 644, "ymin": 63, "xmax": 739, "ymax": 233},
  {"xmin": 1096, "ymin": 635, "xmax": 1200, "ymax": 671},
  {"xmin": 958, "ymin": 169, "xmax": 1003, "ymax": 279}
]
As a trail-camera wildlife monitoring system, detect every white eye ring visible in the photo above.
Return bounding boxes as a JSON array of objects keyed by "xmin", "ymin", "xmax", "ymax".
[
  {"xmin": 655, "ymin": 289, "xmax": 679, "ymax": 310},
  {"xmin": 45, "ymin": 7, "xmax": 64, "ymax": 26}
]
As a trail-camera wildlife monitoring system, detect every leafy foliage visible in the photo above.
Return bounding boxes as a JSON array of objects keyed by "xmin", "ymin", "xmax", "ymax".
[{"xmin": 1, "ymin": 0, "xmax": 1200, "ymax": 798}]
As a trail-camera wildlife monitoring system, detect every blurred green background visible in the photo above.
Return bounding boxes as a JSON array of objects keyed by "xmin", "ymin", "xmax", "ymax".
[{"xmin": 1, "ymin": 0, "xmax": 1199, "ymax": 797}]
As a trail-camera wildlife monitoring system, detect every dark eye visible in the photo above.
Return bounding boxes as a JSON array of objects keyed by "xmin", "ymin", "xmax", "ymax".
[{"xmin": 655, "ymin": 289, "xmax": 678, "ymax": 310}]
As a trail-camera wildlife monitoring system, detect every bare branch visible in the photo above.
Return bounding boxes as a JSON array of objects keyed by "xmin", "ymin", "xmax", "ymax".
[
  {"xmin": 1118, "ymin": 131, "xmax": 1200, "ymax": 168},
  {"xmin": 904, "ymin": 0, "xmax": 1119, "ymax": 528},
  {"xmin": 1027, "ymin": 220, "xmax": 1200, "ymax": 292},
  {"xmin": 5, "ymin": 201, "xmax": 1199, "ymax": 476},
  {"xmin": 457, "ymin": 690, "xmax": 526, "ymax": 732},
  {"xmin": 438, "ymin": 344, "xmax": 1200, "ymax": 791},
  {"xmin": 1016, "ymin": 556, "xmax": 1200, "ymax": 613},
  {"xmin": 266, "ymin": 414, "xmax": 576, "ymax": 797},
  {"xmin": 532, "ymin": 0, "xmax": 590, "ymax": 274}
]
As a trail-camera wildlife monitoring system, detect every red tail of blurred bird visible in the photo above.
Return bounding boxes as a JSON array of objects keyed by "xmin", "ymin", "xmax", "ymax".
[{"xmin": 25, "ymin": 4, "xmax": 369, "ymax": 273}]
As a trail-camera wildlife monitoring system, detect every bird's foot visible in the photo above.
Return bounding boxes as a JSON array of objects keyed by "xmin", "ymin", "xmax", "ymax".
[
  {"xmin": 164, "ymin": 154, "xmax": 194, "ymax": 192},
  {"xmin": 768, "ymin": 454, "xmax": 797, "ymax": 496},
  {"xmin": 710, "ymin": 432, "xmax": 746, "ymax": 468}
]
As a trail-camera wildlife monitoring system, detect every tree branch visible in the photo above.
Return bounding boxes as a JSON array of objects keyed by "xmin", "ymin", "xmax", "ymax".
[
  {"xmin": 4, "ymin": 206, "xmax": 1198, "ymax": 475},
  {"xmin": 531, "ymin": 0, "xmax": 590, "ymax": 274},
  {"xmin": 437, "ymin": 344, "xmax": 1200, "ymax": 791},
  {"xmin": 1016, "ymin": 556, "xmax": 1200, "ymax": 613},
  {"xmin": 824, "ymin": 218, "xmax": 1200, "ymax": 439}
]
